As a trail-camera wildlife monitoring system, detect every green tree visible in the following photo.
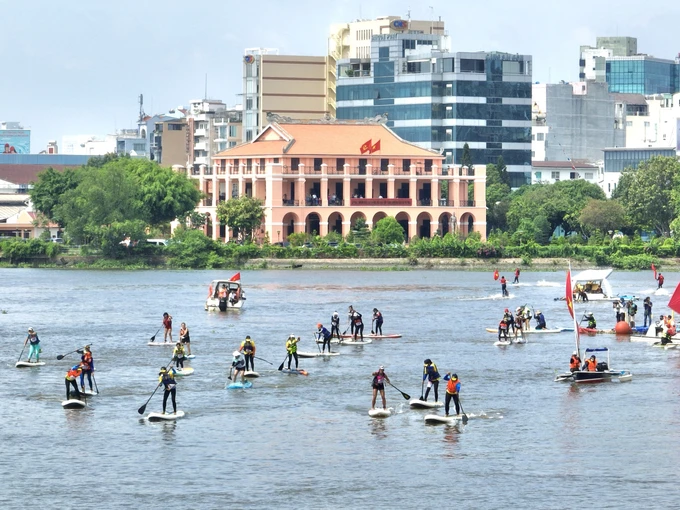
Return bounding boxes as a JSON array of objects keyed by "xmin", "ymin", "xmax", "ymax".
[
  {"xmin": 216, "ymin": 196, "xmax": 265, "ymax": 241},
  {"xmin": 461, "ymin": 143, "xmax": 473, "ymax": 169},
  {"xmin": 485, "ymin": 162, "xmax": 512, "ymax": 233},
  {"xmin": 371, "ymin": 216, "xmax": 405, "ymax": 244},
  {"xmin": 29, "ymin": 167, "xmax": 81, "ymax": 225},
  {"xmin": 578, "ymin": 199, "xmax": 627, "ymax": 235},
  {"xmin": 614, "ymin": 156, "xmax": 680, "ymax": 235}
]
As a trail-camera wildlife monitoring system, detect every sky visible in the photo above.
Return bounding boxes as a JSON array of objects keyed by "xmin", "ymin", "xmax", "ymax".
[{"xmin": 2, "ymin": 0, "xmax": 680, "ymax": 150}]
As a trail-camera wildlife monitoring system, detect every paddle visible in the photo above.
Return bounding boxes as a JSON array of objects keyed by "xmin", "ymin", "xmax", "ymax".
[
  {"xmin": 56, "ymin": 345, "xmax": 88, "ymax": 360},
  {"xmin": 315, "ymin": 332, "xmax": 322, "ymax": 353},
  {"xmin": 371, "ymin": 318, "xmax": 375, "ymax": 335},
  {"xmin": 278, "ymin": 355, "xmax": 288, "ymax": 371},
  {"xmin": 92, "ymin": 372, "xmax": 99, "ymax": 394},
  {"xmin": 420, "ymin": 378, "xmax": 425, "ymax": 401},
  {"xmin": 16, "ymin": 342, "xmax": 27, "ymax": 364},
  {"xmin": 387, "ymin": 381, "xmax": 410, "ymax": 400},
  {"xmin": 459, "ymin": 399, "xmax": 469, "ymax": 424},
  {"xmin": 254, "ymin": 356, "xmax": 272, "ymax": 365},
  {"xmin": 137, "ymin": 361, "xmax": 173, "ymax": 415},
  {"xmin": 150, "ymin": 328, "xmax": 160, "ymax": 342}
]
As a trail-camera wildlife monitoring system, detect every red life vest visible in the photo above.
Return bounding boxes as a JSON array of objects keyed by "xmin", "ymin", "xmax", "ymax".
[
  {"xmin": 66, "ymin": 368, "xmax": 81, "ymax": 380},
  {"xmin": 586, "ymin": 359, "xmax": 597, "ymax": 371},
  {"xmin": 446, "ymin": 378, "xmax": 460, "ymax": 394},
  {"xmin": 569, "ymin": 355, "xmax": 580, "ymax": 370}
]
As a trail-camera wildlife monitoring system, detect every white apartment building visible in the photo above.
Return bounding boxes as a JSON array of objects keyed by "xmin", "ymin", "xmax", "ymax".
[
  {"xmin": 187, "ymin": 99, "xmax": 227, "ymax": 172},
  {"xmin": 625, "ymin": 92, "xmax": 680, "ymax": 153},
  {"xmin": 61, "ymin": 135, "xmax": 116, "ymax": 155}
]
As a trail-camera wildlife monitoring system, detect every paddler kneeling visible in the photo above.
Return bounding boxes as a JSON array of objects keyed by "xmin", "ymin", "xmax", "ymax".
[{"xmin": 65, "ymin": 364, "xmax": 83, "ymax": 400}]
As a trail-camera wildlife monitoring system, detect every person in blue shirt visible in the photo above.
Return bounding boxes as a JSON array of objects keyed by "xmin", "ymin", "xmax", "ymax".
[
  {"xmin": 316, "ymin": 323, "xmax": 332, "ymax": 353},
  {"xmin": 159, "ymin": 367, "xmax": 177, "ymax": 415},
  {"xmin": 535, "ymin": 310, "xmax": 547, "ymax": 330},
  {"xmin": 422, "ymin": 359, "xmax": 441, "ymax": 402},
  {"xmin": 443, "ymin": 373, "xmax": 461, "ymax": 417}
]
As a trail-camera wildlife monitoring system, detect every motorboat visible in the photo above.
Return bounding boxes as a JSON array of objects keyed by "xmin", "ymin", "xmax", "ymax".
[
  {"xmin": 570, "ymin": 269, "xmax": 615, "ymax": 301},
  {"xmin": 205, "ymin": 273, "xmax": 245, "ymax": 311}
]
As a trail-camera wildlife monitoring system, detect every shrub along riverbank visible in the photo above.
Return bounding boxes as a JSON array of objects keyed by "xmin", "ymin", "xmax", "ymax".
[{"xmin": 3, "ymin": 230, "xmax": 680, "ymax": 271}]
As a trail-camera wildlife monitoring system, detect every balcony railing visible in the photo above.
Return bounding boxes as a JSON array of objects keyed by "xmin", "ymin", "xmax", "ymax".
[
  {"xmin": 438, "ymin": 199, "xmax": 454, "ymax": 206},
  {"xmin": 229, "ymin": 167, "xmax": 239, "ymax": 174},
  {"xmin": 347, "ymin": 166, "xmax": 368, "ymax": 175},
  {"xmin": 303, "ymin": 166, "xmax": 323, "ymax": 174},
  {"xmin": 417, "ymin": 199, "xmax": 433, "ymax": 206},
  {"xmin": 392, "ymin": 167, "xmax": 410, "ymax": 175},
  {"xmin": 204, "ymin": 168, "xmax": 213, "ymax": 175},
  {"xmin": 459, "ymin": 200, "xmax": 476, "ymax": 207},
  {"xmin": 191, "ymin": 168, "xmax": 200, "ymax": 176},
  {"xmin": 243, "ymin": 166, "xmax": 252, "ymax": 174},
  {"xmin": 372, "ymin": 168, "xmax": 390, "ymax": 175},
  {"xmin": 282, "ymin": 166, "xmax": 299, "ymax": 174},
  {"xmin": 350, "ymin": 198, "xmax": 412, "ymax": 206},
  {"xmin": 305, "ymin": 198, "xmax": 323, "ymax": 206},
  {"xmin": 326, "ymin": 166, "xmax": 343, "ymax": 175},
  {"xmin": 459, "ymin": 168, "xmax": 475, "ymax": 176}
]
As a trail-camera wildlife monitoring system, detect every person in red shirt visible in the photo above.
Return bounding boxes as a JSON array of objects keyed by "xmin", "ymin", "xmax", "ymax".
[
  {"xmin": 500, "ymin": 276, "xmax": 508, "ymax": 297},
  {"xmin": 162, "ymin": 312, "xmax": 173, "ymax": 343},
  {"xmin": 513, "ymin": 268, "xmax": 520, "ymax": 284}
]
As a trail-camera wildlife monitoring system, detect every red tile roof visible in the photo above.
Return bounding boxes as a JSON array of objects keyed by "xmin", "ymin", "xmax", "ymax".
[{"xmin": 0, "ymin": 164, "xmax": 77, "ymax": 185}]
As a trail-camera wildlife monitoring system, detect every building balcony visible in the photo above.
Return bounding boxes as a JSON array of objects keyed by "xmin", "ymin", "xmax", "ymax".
[
  {"xmin": 204, "ymin": 167, "xmax": 213, "ymax": 175},
  {"xmin": 350, "ymin": 198, "xmax": 412, "ymax": 207},
  {"xmin": 194, "ymin": 128, "xmax": 207, "ymax": 137},
  {"xmin": 194, "ymin": 156, "xmax": 208, "ymax": 165},
  {"xmin": 194, "ymin": 142, "xmax": 208, "ymax": 151},
  {"xmin": 191, "ymin": 168, "xmax": 201, "ymax": 176},
  {"xmin": 282, "ymin": 166, "xmax": 299, "ymax": 174},
  {"xmin": 458, "ymin": 167, "xmax": 475, "ymax": 177},
  {"xmin": 459, "ymin": 200, "xmax": 476, "ymax": 207}
]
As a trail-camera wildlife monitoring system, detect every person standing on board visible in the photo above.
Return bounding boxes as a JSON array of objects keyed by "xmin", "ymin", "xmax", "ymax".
[
  {"xmin": 372, "ymin": 308, "xmax": 384, "ymax": 335},
  {"xmin": 285, "ymin": 334, "xmax": 299, "ymax": 370},
  {"xmin": 79, "ymin": 345, "xmax": 94, "ymax": 393},
  {"xmin": 513, "ymin": 268, "xmax": 520, "ymax": 284},
  {"xmin": 443, "ymin": 373, "xmax": 461, "ymax": 417},
  {"xmin": 371, "ymin": 366, "xmax": 390, "ymax": 410},
  {"xmin": 159, "ymin": 367, "xmax": 177, "ymax": 415},
  {"xmin": 65, "ymin": 365, "xmax": 83, "ymax": 400},
  {"xmin": 239, "ymin": 336, "xmax": 256, "ymax": 371},
  {"xmin": 643, "ymin": 297, "xmax": 653, "ymax": 328},
  {"xmin": 500, "ymin": 276, "xmax": 509, "ymax": 297},
  {"xmin": 24, "ymin": 327, "xmax": 41, "ymax": 363},
  {"xmin": 172, "ymin": 343, "xmax": 186, "ymax": 369},
  {"xmin": 514, "ymin": 307, "xmax": 525, "ymax": 339},
  {"xmin": 347, "ymin": 306, "xmax": 356, "ymax": 337},
  {"xmin": 498, "ymin": 318, "xmax": 510, "ymax": 342},
  {"xmin": 330, "ymin": 311, "xmax": 341, "ymax": 340},
  {"xmin": 422, "ymin": 359, "xmax": 441, "ymax": 402},
  {"xmin": 179, "ymin": 322, "xmax": 191, "ymax": 356},
  {"xmin": 162, "ymin": 312, "xmax": 173, "ymax": 343},
  {"xmin": 351, "ymin": 308, "xmax": 365, "ymax": 341},
  {"xmin": 657, "ymin": 273, "xmax": 664, "ymax": 289},
  {"xmin": 569, "ymin": 351, "xmax": 581, "ymax": 373},
  {"xmin": 316, "ymin": 324, "xmax": 332, "ymax": 353},
  {"xmin": 231, "ymin": 351, "xmax": 246, "ymax": 383},
  {"xmin": 502, "ymin": 308, "xmax": 515, "ymax": 334}
]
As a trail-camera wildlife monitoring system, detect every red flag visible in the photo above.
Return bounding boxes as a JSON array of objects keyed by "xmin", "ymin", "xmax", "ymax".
[
  {"xmin": 229, "ymin": 272, "xmax": 241, "ymax": 282},
  {"xmin": 652, "ymin": 263, "xmax": 657, "ymax": 280},
  {"xmin": 360, "ymin": 139, "xmax": 372, "ymax": 154},
  {"xmin": 369, "ymin": 140, "xmax": 381, "ymax": 153},
  {"xmin": 493, "ymin": 269, "xmax": 499, "ymax": 281},
  {"xmin": 669, "ymin": 283, "xmax": 680, "ymax": 315},
  {"xmin": 566, "ymin": 270, "xmax": 574, "ymax": 319}
]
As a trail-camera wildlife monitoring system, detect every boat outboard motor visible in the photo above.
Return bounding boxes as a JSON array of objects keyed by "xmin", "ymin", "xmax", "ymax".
[{"xmin": 596, "ymin": 361, "xmax": 609, "ymax": 372}]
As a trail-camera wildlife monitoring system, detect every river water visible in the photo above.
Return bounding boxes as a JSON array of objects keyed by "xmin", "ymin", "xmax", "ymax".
[{"xmin": 1, "ymin": 268, "xmax": 679, "ymax": 509}]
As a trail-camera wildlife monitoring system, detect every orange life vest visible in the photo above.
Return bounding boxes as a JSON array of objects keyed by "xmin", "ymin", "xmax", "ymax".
[
  {"xmin": 585, "ymin": 359, "xmax": 597, "ymax": 371},
  {"xmin": 446, "ymin": 378, "xmax": 460, "ymax": 394},
  {"xmin": 569, "ymin": 355, "xmax": 580, "ymax": 370},
  {"xmin": 66, "ymin": 368, "xmax": 81, "ymax": 380}
]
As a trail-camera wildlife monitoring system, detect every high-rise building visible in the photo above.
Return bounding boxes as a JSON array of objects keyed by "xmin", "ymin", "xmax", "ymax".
[
  {"xmin": 242, "ymin": 49, "xmax": 335, "ymax": 143},
  {"xmin": 335, "ymin": 33, "xmax": 532, "ymax": 187},
  {"xmin": 186, "ymin": 98, "xmax": 227, "ymax": 172},
  {"xmin": 625, "ymin": 92, "xmax": 680, "ymax": 152},
  {"xmin": 0, "ymin": 121, "xmax": 31, "ymax": 154},
  {"xmin": 579, "ymin": 37, "xmax": 637, "ymax": 81}
]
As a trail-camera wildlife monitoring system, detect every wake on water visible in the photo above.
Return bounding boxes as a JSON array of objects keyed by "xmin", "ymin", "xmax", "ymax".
[
  {"xmin": 536, "ymin": 280, "xmax": 560, "ymax": 287},
  {"xmin": 468, "ymin": 293, "xmax": 516, "ymax": 301}
]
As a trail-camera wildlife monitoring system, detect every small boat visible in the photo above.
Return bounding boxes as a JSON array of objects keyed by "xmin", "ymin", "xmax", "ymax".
[
  {"xmin": 205, "ymin": 273, "xmax": 245, "ymax": 311},
  {"xmin": 557, "ymin": 269, "xmax": 616, "ymax": 302}
]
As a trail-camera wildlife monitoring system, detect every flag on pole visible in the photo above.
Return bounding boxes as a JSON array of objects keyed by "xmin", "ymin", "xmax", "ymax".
[
  {"xmin": 493, "ymin": 269, "xmax": 499, "ymax": 281},
  {"xmin": 566, "ymin": 269, "xmax": 575, "ymax": 319},
  {"xmin": 668, "ymin": 283, "xmax": 680, "ymax": 315},
  {"xmin": 652, "ymin": 263, "xmax": 657, "ymax": 280},
  {"xmin": 229, "ymin": 272, "xmax": 241, "ymax": 282},
  {"xmin": 369, "ymin": 140, "xmax": 381, "ymax": 154},
  {"xmin": 360, "ymin": 139, "xmax": 372, "ymax": 154}
]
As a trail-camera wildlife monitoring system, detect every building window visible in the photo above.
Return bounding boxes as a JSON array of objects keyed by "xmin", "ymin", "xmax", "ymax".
[
  {"xmin": 229, "ymin": 125, "xmax": 237, "ymax": 137},
  {"xmin": 168, "ymin": 123, "xmax": 183, "ymax": 131},
  {"xmin": 570, "ymin": 172, "xmax": 578, "ymax": 179},
  {"xmin": 551, "ymin": 171, "xmax": 560, "ymax": 180},
  {"xmin": 534, "ymin": 171, "xmax": 541, "ymax": 179},
  {"xmin": 246, "ymin": 130, "xmax": 253, "ymax": 142},
  {"xmin": 536, "ymin": 133, "xmax": 545, "ymax": 141},
  {"xmin": 291, "ymin": 158, "xmax": 300, "ymax": 170},
  {"xmin": 531, "ymin": 151, "xmax": 535, "ymax": 158},
  {"xmin": 246, "ymin": 98, "xmax": 253, "ymax": 110},
  {"xmin": 403, "ymin": 159, "xmax": 411, "ymax": 170},
  {"xmin": 424, "ymin": 159, "xmax": 433, "ymax": 172},
  {"xmin": 336, "ymin": 158, "xmax": 345, "ymax": 169},
  {"xmin": 133, "ymin": 143, "xmax": 145, "ymax": 151},
  {"xmin": 460, "ymin": 58, "xmax": 485, "ymax": 73},
  {"xmin": 625, "ymin": 121, "xmax": 632, "ymax": 127},
  {"xmin": 378, "ymin": 46, "xmax": 389, "ymax": 61},
  {"xmin": 381, "ymin": 159, "xmax": 389, "ymax": 171},
  {"xmin": 314, "ymin": 158, "xmax": 322, "ymax": 171},
  {"xmin": 585, "ymin": 172, "xmax": 593, "ymax": 179},
  {"xmin": 259, "ymin": 158, "xmax": 265, "ymax": 168},
  {"xmin": 644, "ymin": 121, "xmax": 650, "ymax": 127}
]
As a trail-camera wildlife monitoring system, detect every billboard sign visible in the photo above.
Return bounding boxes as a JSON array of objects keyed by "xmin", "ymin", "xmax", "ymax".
[{"xmin": 0, "ymin": 130, "xmax": 30, "ymax": 154}]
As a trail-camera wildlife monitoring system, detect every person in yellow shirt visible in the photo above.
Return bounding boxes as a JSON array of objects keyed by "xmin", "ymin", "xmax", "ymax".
[
  {"xmin": 239, "ymin": 336, "xmax": 256, "ymax": 371},
  {"xmin": 285, "ymin": 334, "xmax": 299, "ymax": 370}
]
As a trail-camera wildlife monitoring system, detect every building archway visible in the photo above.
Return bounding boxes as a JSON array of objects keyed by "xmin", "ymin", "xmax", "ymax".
[
  {"xmin": 306, "ymin": 213, "xmax": 321, "ymax": 235},
  {"xmin": 350, "ymin": 211, "xmax": 366, "ymax": 229},
  {"xmin": 327, "ymin": 211, "xmax": 344, "ymax": 236},
  {"xmin": 438, "ymin": 212, "xmax": 452, "ymax": 236},
  {"xmin": 281, "ymin": 212, "xmax": 299, "ymax": 240},
  {"xmin": 459, "ymin": 212, "xmax": 475, "ymax": 237},
  {"xmin": 395, "ymin": 212, "xmax": 410, "ymax": 241},
  {"xmin": 416, "ymin": 211, "xmax": 433, "ymax": 239},
  {"xmin": 372, "ymin": 211, "xmax": 388, "ymax": 226}
]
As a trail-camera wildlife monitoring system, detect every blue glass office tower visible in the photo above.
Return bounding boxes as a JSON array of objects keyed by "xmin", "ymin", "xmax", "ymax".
[
  {"xmin": 336, "ymin": 34, "xmax": 533, "ymax": 187},
  {"xmin": 606, "ymin": 56, "xmax": 680, "ymax": 94}
]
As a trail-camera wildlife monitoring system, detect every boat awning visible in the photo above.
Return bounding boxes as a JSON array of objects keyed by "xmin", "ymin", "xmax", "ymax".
[
  {"xmin": 573, "ymin": 269, "xmax": 613, "ymax": 282},
  {"xmin": 585, "ymin": 347, "xmax": 609, "ymax": 353}
]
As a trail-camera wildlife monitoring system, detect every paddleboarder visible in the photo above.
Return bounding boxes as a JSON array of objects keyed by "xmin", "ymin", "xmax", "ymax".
[
  {"xmin": 498, "ymin": 318, "xmax": 510, "ymax": 342},
  {"xmin": 24, "ymin": 327, "xmax": 41, "ymax": 363},
  {"xmin": 443, "ymin": 373, "xmax": 461, "ymax": 417},
  {"xmin": 347, "ymin": 306, "xmax": 356, "ymax": 337},
  {"xmin": 371, "ymin": 366, "xmax": 390, "ymax": 410},
  {"xmin": 657, "ymin": 273, "xmax": 664, "ymax": 289},
  {"xmin": 422, "ymin": 359, "xmax": 441, "ymax": 402},
  {"xmin": 351, "ymin": 308, "xmax": 364, "ymax": 341},
  {"xmin": 231, "ymin": 351, "xmax": 246, "ymax": 383},
  {"xmin": 316, "ymin": 324, "xmax": 332, "ymax": 353},
  {"xmin": 65, "ymin": 365, "xmax": 83, "ymax": 400},
  {"xmin": 162, "ymin": 312, "xmax": 173, "ymax": 343},
  {"xmin": 585, "ymin": 312, "xmax": 597, "ymax": 329},
  {"xmin": 330, "ymin": 311, "xmax": 341, "ymax": 340},
  {"xmin": 285, "ymin": 334, "xmax": 300, "ymax": 370},
  {"xmin": 159, "ymin": 367, "xmax": 177, "ymax": 415},
  {"xmin": 514, "ymin": 307, "xmax": 525, "ymax": 339},
  {"xmin": 513, "ymin": 268, "xmax": 520, "ymax": 284},
  {"xmin": 569, "ymin": 351, "xmax": 581, "ymax": 373},
  {"xmin": 239, "ymin": 336, "xmax": 256, "ymax": 371},
  {"xmin": 372, "ymin": 308, "xmax": 384, "ymax": 335},
  {"xmin": 80, "ymin": 345, "xmax": 94, "ymax": 393},
  {"xmin": 172, "ymin": 342, "xmax": 186, "ymax": 369},
  {"xmin": 500, "ymin": 275, "xmax": 508, "ymax": 297},
  {"xmin": 179, "ymin": 322, "xmax": 191, "ymax": 356},
  {"xmin": 535, "ymin": 310, "xmax": 547, "ymax": 330}
]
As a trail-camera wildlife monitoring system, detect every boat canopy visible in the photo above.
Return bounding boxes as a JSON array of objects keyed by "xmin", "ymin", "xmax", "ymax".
[
  {"xmin": 585, "ymin": 347, "xmax": 609, "ymax": 353},
  {"xmin": 573, "ymin": 269, "xmax": 613, "ymax": 281}
]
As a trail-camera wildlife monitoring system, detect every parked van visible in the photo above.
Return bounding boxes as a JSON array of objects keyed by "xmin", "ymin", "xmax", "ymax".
[{"xmin": 146, "ymin": 239, "xmax": 168, "ymax": 246}]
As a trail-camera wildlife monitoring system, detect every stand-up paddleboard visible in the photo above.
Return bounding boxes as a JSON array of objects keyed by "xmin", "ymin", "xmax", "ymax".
[
  {"xmin": 244, "ymin": 371, "xmax": 259, "ymax": 378},
  {"xmin": 424, "ymin": 414, "xmax": 462, "ymax": 425},
  {"xmin": 15, "ymin": 361, "xmax": 46, "ymax": 368},
  {"xmin": 147, "ymin": 411, "xmax": 185, "ymax": 422},
  {"xmin": 316, "ymin": 339, "xmax": 341, "ymax": 344},
  {"xmin": 61, "ymin": 399, "xmax": 86, "ymax": 409},
  {"xmin": 340, "ymin": 333, "xmax": 402, "ymax": 339},
  {"xmin": 409, "ymin": 399, "xmax": 443, "ymax": 409},
  {"xmin": 148, "ymin": 342, "xmax": 175, "ymax": 347},
  {"xmin": 485, "ymin": 327, "xmax": 570, "ymax": 334},
  {"xmin": 494, "ymin": 340, "xmax": 512, "ymax": 346},
  {"xmin": 173, "ymin": 367, "xmax": 194, "ymax": 376},
  {"xmin": 340, "ymin": 339, "xmax": 373, "ymax": 346},
  {"xmin": 298, "ymin": 351, "xmax": 340, "ymax": 358},
  {"xmin": 653, "ymin": 341, "xmax": 677, "ymax": 349},
  {"xmin": 226, "ymin": 381, "xmax": 253, "ymax": 390},
  {"xmin": 281, "ymin": 368, "xmax": 308, "ymax": 376},
  {"xmin": 186, "ymin": 354, "xmax": 196, "ymax": 359},
  {"xmin": 368, "ymin": 408, "xmax": 392, "ymax": 418},
  {"xmin": 82, "ymin": 389, "xmax": 98, "ymax": 396}
]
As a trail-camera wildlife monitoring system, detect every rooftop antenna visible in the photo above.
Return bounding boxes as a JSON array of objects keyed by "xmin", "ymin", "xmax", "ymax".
[
  {"xmin": 407, "ymin": 8, "xmax": 411, "ymax": 21},
  {"xmin": 429, "ymin": 6, "xmax": 434, "ymax": 33},
  {"xmin": 204, "ymin": 73, "xmax": 208, "ymax": 100},
  {"xmin": 138, "ymin": 94, "xmax": 145, "ymax": 122}
]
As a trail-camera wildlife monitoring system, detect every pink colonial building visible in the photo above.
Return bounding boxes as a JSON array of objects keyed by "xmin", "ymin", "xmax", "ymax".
[{"xmin": 199, "ymin": 120, "xmax": 486, "ymax": 242}]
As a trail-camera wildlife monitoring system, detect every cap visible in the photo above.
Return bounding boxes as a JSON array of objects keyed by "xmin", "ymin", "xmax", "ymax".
[
  {"xmin": 84, "ymin": 345, "xmax": 91, "ymax": 350},
  {"xmin": 333, "ymin": 311, "xmax": 339, "ymax": 316},
  {"xmin": 536, "ymin": 310, "xmax": 541, "ymax": 314},
  {"xmin": 233, "ymin": 351, "xmax": 241, "ymax": 357},
  {"xmin": 160, "ymin": 366, "xmax": 167, "ymax": 372},
  {"xmin": 379, "ymin": 365, "xmax": 384, "ymax": 370},
  {"xmin": 504, "ymin": 308, "xmax": 509, "ymax": 312},
  {"xmin": 245, "ymin": 335, "xmax": 251, "ymax": 340},
  {"xmin": 590, "ymin": 355, "xmax": 596, "ymax": 359},
  {"xmin": 424, "ymin": 358, "xmax": 432, "ymax": 365},
  {"xmin": 28, "ymin": 327, "xmax": 34, "ymax": 333},
  {"xmin": 289, "ymin": 333, "xmax": 296, "ymax": 338}
]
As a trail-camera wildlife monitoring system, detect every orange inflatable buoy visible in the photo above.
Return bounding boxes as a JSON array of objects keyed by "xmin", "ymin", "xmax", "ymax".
[{"xmin": 614, "ymin": 321, "xmax": 632, "ymax": 334}]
